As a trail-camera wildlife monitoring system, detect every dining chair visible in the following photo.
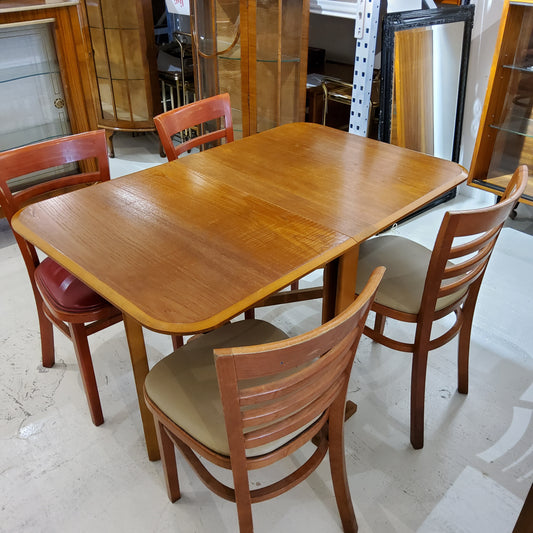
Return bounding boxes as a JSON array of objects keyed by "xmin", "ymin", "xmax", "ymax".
[
  {"xmin": 0, "ymin": 130, "xmax": 125, "ymax": 426},
  {"xmin": 154, "ymin": 92, "xmax": 234, "ymax": 161},
  {"xmin": 144, "ymin": 267, "xmax": 385, "ymax": 533},
  {"xmin": 354, "ymin": 165, "xmax": 528, "ymax": 449}
]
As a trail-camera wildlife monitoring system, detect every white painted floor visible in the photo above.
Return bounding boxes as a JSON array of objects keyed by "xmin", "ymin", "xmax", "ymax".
[{"xmin": 1, "ymin": 131, "xmax": 532, "ymax": 532}]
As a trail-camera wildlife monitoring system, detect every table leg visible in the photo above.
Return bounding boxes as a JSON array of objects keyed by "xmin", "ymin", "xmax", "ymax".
[
  {"xmin": 123, "ymin": 313, "xmax": 160, "ymax": 461},
  {"xmin": 322, "ymin": 245, "xmax": 360, "ymax": 322},
  {"xmin": 322, "ymin": 246, "xmax": 360, "ymax": 421}
]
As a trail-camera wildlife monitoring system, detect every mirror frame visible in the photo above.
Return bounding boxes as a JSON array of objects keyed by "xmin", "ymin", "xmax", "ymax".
[{"xmin": 378, "ymin": 4, "xmax": 475, "ymax": 163}]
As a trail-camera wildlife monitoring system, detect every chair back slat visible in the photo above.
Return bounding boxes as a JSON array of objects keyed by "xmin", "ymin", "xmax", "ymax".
[
  {"xmin": 239, "ymin": 330, "xmax": 355, "ymax": 408},
  {"xmin": 448, "ymin": 226, "xmax": 500, "ymax": 260},
  {"xmin": 444, "ymin": 242, "xmax": 493, "ymax": 279},
  {"xmin": 243, "ymin": 383, "xmax": 344, "ymax": 449},
  {"xmin": 154, "ymin": 93, "xmax": 234, "ymax": 161},
  {"xmin": 240, "ymin": 333, "xmax": 356, "ymax": 429},
  {"xmin": 215, "ymin": 267, "xmax": 384, "ymax": 457},
  {"xmin": 421, "ymin": 165, "xmax": 528, "ymax": 314}
]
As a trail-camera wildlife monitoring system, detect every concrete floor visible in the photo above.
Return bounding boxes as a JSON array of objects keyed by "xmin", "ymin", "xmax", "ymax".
[{"xmin": 1, "ymin": 132, "xmax": 532, "ymax": 532}]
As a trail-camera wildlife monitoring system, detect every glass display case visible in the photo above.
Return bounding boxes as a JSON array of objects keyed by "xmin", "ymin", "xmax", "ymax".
[
  {"xmin": 0, "ymin": 1, "xmax": 97, "ymax": 196},
  {"xmin": 0, "ymin": 21, "xmax": 74, "ymax": 190},
  {"xmin": 84, "ymin": 0, "xmax": 161, "ymax": 156},
  {"xmin": 190, "ymin": 0, "xmax": 310, "ymax": 138},
  {"xmin": 468, "ymin": 0, "xmax": 533, "ymax": 205}
]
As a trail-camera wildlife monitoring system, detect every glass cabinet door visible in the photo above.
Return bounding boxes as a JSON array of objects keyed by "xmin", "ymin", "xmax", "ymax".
[
  {"xmin": 0, "ymin": 21, "xmax": 73, "ymax": 190},
  {"xmin": 468, "ymin": 0, "xmax": 533, "ymax": 204},
  {"xmin": 254, "ymin": 0, "xmax": 308, "ymax": 135},
  {"xmin": 191, "ymin": 0, "xmax": 309, "ymax": 139}
]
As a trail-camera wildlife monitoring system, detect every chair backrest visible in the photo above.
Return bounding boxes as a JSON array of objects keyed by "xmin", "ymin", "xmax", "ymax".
[
  {"xmin": 214, "ymin": 266, "xmax": 384, "ymax": 463},
  {"xmin": 421, "ymin": 165, "xmax": 528, "ymax": 317},
  {"xmin": 0, "ymin": 129, "xmax": 110, "ymax": 280},
  {"xmin": 154, "ymin": 93, "xmax": 234, "ymax": 161}
]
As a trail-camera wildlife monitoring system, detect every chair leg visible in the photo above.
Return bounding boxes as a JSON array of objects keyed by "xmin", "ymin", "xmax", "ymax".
[
  {"xmin": 232, "ymin": 463, "xmax": 254, "ymax": 532},
  {"xmin": 244, "ymin": 309, "xmax": 255, "ymax": 320},
  {"xmin": 457, "ymin": 295, "xmax": 478, "ymax": 395},
  {"xmin": 234, "ymin": 493, "xmax": 254, "ymax": 533},
  {"xmin": 374, "ymin": 313, "xmax": 386, "ymax": 335},
  {"xmin": 37, "ymin": 305, "xmax": 55, "ymax": 368},
  {"xmin": 68, "ymin": 323, "xmax": 104, "ymax": 426},
  {"xmin": 328, "ymin": 399, "xmax": 358, "ymax": 533},
  {"xmin": 457, "ymin": 322, "xmax": 472, "ymax": 395},
  {"xmin": 290, "ymin": 280, "xmax": 299, "ymax": 291},
  {"xmin": 155, "ymin": 421, "xmax": 180, "ymax": 502},
  {"xmin": 410, "ymin": 344, "xmax": 430, "ymax": 450},
  {"xmin": 171, "ymin": 335, "xmax": 183, "ymax": 351}
]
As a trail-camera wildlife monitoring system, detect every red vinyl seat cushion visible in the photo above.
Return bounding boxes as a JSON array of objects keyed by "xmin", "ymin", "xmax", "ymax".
[{"xmin": 34, "ymin": 257, "xmax": 110, "ymax": 315}]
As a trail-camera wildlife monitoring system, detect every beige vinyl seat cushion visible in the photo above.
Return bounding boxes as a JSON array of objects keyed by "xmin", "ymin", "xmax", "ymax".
[
  {"xmin": 355, "ymin": 235, "xmax": 467, "ymax": 314},
  {"xmin": 145, "ymin": 319, "xmax": 296, "ymax": 457}
]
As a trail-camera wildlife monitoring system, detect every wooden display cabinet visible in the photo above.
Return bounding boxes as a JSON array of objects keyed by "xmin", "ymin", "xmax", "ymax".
[
  {"xmin": 468, "ymin": 0, "xmax": 533, "ymax": 204},
  {"xmin": 190, "ymin": 0, "xmax": 310, "ymax": 138},
  {"xmin": 0, "ymin": 0, "xmax": 99, "ymax": 213},
  {"xmin": 84, "ymin": 0, "xmax": 161, "ymax": 156},
  {"xmin": 0, "ymin": 1, "xmax": 96, "ymax": 142}
]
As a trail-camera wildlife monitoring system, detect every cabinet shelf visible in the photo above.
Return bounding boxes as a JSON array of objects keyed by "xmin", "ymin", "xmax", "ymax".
[
  {"xmin": 0, "ymin": 62, "xmax": 59, "ymax": 84},
  {"xmin": 490, "ymin": 118, "xmax": 533, "ymax": 138},
  {"xmin": 0, "ymin": 122, "xmax": 69, "ymax": 151},
  {"xmin": 219, "ymin": 54, "xmax": 302, "ymax": 63},
  {"xmin": 503, "ymin": 63, "xmax": 533, "ymax": 72},
  {"xmin": 472, "ymin": 174, "xmax": 533, "ymax": 203}
]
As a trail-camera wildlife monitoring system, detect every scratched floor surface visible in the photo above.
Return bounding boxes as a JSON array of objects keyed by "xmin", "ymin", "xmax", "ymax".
[{"xmin": 1, "ymin": 132, "xmax": 531, "ymax": 533}]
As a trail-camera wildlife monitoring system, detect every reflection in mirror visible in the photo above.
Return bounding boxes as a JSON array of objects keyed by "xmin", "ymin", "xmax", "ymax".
[{"xmin": 379, "ymin": 5, "xmax": 475, "ymax": 164}]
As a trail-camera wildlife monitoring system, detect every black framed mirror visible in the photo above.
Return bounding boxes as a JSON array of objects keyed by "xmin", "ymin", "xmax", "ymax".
[{"xmin": 378, "ymin": 5, "xmax": 475, "ymax": 164}]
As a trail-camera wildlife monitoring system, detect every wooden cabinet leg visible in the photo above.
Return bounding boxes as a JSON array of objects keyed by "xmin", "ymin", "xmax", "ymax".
[{"xmin": 105, "ymin": 129, "xmax": 115, "ymax": 158}]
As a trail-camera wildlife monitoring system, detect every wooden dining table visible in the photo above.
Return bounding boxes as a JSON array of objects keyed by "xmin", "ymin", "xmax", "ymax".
[{"xmin": 11, "ymin": 122, "xmax": 467, "ymax": 460}]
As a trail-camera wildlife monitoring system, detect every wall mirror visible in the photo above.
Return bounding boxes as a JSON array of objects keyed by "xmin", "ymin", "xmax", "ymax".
[{"xmin": 378, "ymin": 5, "xmax": 475, "ymax": 164}]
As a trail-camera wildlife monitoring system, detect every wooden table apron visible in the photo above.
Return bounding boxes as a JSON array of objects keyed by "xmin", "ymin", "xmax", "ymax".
[{"xmin": 11, "ymin": 123, "xmax": 467, "ymax": 461}]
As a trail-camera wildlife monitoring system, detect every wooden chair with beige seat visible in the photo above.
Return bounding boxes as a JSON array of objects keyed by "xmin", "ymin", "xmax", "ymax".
[
  {"xmin": 0, "ymin": 130, "xmax": 124, "ymax": 426},
  {"xmin": 354, "ymin": 165, "xmax": 528, "ymax": 449},
  {"xmin": 144, "ymin": 267, "xmax": 385, "ymax": 533}
]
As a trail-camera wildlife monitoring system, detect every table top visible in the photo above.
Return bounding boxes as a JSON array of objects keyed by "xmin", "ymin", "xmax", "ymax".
[
  {"xmin": 179, "ymin": 122, "xmax": 467, "ymax": 241},
  {"xmin": 12, "ymin": 163, "xmax": 353, "ymax": 334},
  {"xmin": 12, "ymin": 122, "xmax": 467, "ymax": 335}
]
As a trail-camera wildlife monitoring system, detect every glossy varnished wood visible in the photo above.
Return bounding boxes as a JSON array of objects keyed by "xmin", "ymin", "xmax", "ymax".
[
  {"xmin": 178, "ymin": 122, "xmax": 467, "ymax": 242},
  {"xmin": 179, "ymin": 122, "xmax": 467, "ymax": 314},
  {"xmin": 12, "ymin": 163, "xmax": 354, "ymax": 335}
]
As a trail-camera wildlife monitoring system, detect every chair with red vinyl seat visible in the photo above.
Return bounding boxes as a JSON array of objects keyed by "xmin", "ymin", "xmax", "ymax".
[{"xmin": 0, "ymin": 130, "xmax": 124, "ymax": 426}]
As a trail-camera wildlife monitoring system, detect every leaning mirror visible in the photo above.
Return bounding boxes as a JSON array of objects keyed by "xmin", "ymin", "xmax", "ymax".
[{"xmin": 378, "ymin": 5, "xmax": 475, "ymax": 164}]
